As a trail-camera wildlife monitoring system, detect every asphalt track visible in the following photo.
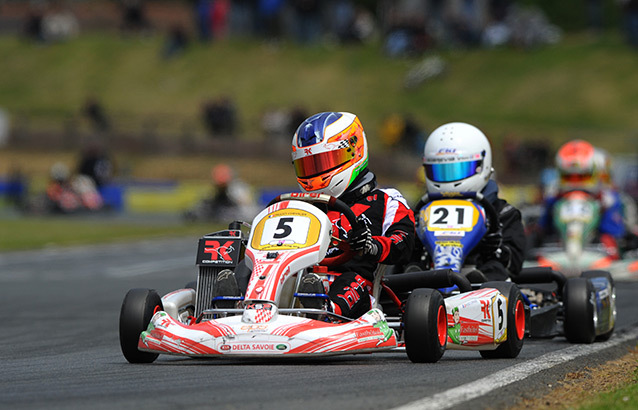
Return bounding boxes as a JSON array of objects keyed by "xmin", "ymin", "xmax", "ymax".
[{"xmin": 1, "ymin": 237, "xmax": 637, "ymax": 410}]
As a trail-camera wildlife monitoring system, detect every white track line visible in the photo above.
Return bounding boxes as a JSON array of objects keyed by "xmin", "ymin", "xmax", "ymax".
[{"xmin": 391, "ymin": 328, "xmax": 638, "ymax": 410}]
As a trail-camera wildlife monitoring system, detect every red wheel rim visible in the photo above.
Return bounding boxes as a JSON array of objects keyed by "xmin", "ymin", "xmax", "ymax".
[
  {"xmin": 514, "ymin": 299, "xmax": 525, "ymax": 340},
  {"xmin": 437, "ymin": 305, "xmax": 447, "ymax": 346}
]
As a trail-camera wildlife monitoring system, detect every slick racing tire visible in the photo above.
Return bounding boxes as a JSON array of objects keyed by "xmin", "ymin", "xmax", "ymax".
[
  {"xmin": 581, "ymin": 270, "xmax": 616, "ymax": 341},
  {"xmin": 119, "ymin": 288, "xmax": 163, "ymax": 363},
  {"xmin": 479, "ymin": 282, "xmax": 526, "ymax": 359},
  {"xmin": 563, "ymin": 277, "xmax": 596, "ymax": 344},
  {"xmin": 403, "ymin": 288, "xmax": 447, "ymax": 363}
]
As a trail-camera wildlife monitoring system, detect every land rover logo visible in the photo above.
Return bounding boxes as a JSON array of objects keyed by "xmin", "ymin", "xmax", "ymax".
[{"xmin": 276, "ymin": 344, "xmax": 287, "ymax": 351}]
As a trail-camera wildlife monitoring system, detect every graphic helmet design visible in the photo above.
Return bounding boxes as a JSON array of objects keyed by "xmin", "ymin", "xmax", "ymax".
[{"xmin": 291, "ymin": 112, "xmax": 368, "ymax": 197}]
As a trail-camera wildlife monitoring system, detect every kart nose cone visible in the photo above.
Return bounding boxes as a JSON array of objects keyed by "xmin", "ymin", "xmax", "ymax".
[{"xmin": 242, "ymin": 302, "xmax": 278, "ymax": 324}]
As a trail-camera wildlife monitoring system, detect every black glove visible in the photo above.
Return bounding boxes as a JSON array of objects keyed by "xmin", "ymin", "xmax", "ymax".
[
  {"xmin": 348, "ymin": 219, "xmax": 380, "ymax": 257},
  {"xmin": 479, "ymin": 229, "xmax": 512, "ymax": 269},
  {"xmin": 480, "ymin": 229, "xmax": 504, "ymax": 259}
]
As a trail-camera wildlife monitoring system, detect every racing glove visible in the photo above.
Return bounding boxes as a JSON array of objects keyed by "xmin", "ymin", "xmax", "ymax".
[
  {"xmin": 348, "ymin": 218, "xmax": 381, "ymax": 258},
  {"xmin": 479, "ymin": 229, "xmax": 512, "ymax": 270}
]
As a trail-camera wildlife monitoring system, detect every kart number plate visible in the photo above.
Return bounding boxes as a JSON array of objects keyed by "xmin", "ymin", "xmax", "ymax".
[
  {"xmin": 559, "ymin": 201, "xmax": 594, "ymax": 222},
  {"xmin": 427, "ymin": 204, "xmax": 475, "ymax": 230}
]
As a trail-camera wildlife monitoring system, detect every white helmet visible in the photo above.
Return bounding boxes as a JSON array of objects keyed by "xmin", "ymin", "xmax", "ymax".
[{"xmin": 422, "ymin": 122, "xmax": 493, "ymax": 193}]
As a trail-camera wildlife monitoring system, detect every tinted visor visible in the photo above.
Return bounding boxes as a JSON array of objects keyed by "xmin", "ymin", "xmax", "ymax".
[
  {"xmin": 561, "ymin": 172, "xmax": 594, "ymax": 184},
  {"xmin": 294, "ymin": 147, "xmax": 353, "ymax": 178},
  {"xmin": 424, "ymin": 159, "xmax": 482, "ymax": 183}
]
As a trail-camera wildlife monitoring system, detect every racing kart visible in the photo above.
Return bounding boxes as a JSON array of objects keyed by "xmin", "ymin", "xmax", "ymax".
[
  {"xmin": 119, "ymin": 193, "xmax": 524, "ymax": 364},
  {"xmin": 408, "ymin": 191, "xmax": 615, "ymax": 344},
  {"xmin": 526, "ymin": 189, "xmax": 638, "ymax": 280}
]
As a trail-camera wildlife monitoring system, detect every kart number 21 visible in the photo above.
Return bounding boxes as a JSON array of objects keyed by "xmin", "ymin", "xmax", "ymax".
[{"xmin": 428, "ymin": 205, "xmax": 474, "ymax": 230}]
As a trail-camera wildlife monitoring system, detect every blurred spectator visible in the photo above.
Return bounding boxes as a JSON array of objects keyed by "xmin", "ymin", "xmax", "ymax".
[
  {"xmin": 120, "ymin": 0, "xmax": 149, "ymax": 33},
  {"xmin": 289, "ymin": 0, "xmax": 323, "ymax": 44},
  {"xmin": 202, "ymin": 96, "xmax": 238, "ymax": 138},
  {"xmin": 6, "ymin": 166, "xmax": 27, "ymax": 210},
  {"xmin": 257, "ymin": 0, "xmax": 285, "ymax": 41},
  {"xmin": 82, "ymin": 97, "xmax": 110, "ymax": 133},
  {"xmin": 212, "ymin": 0, "xmax": 231, "ymax": 39},
  {"xmin": 193, "ymin": 0, "xmax": 213, "ymax": 41},
  {"xmin": 23, "ymin": 7, "xmax": 45, "ymax": 42},
  {"xmin": 621, "ymin": 0, "xmax": 638, "ymax": 48},
  {"xmin": 230, "ymin": 0, "xmax": 258, "ymax": 38},
  {"xmin": 162, "ymin": 25, "xmax": 189, "ymax": 59},
  {"xmin": 585, "ymin": 0, "xmax": 604, "ymax": 33},
  {"xmin": 379, "ymin": 113, "xmax": 426, "ymax": 154},
  {"xmin": 261, "ymin": 107, "xmax": 289, "ymax": 141},
  {"xmin": 77, "ymin": 141, "xmax": 113, "ymax": 188},
  {"xmin": 41, "ymin": 3, "xmax": 79, "ymax": 42}
]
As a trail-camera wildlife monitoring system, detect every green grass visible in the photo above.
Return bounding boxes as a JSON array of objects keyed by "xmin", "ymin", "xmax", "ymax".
[
  {"xmin": 1, "ymin": 32, "xmax": 638, "ymax": 153},
  {"xmin": 0, "ymin": 217, "xmax": 224, "ymax": 251},
  {"xmin": 581, "ymin": 368, "xmax": 638, "ymax": 409}
]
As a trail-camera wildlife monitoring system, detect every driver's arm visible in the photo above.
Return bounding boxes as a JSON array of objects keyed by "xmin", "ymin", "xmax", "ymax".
[{"xmin": 370, "ymin": 189, "xmax": 416, "ymax": 265}]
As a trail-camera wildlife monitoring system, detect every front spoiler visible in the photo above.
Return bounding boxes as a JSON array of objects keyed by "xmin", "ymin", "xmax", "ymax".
[{"xmin": 138, "ymin": 309, "xmax": 398, "ymax": 358}]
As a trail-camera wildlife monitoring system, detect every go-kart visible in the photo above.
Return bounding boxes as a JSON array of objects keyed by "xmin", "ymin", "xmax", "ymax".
[
  {"xmin": 408, "ymin": 191, "xmax": 615, "ymax": 344},
  {"xmin": 526, "ymin": 190, "xmax": 638, "ymax": 280},
  {"xmin": 119, "ymin": 193, "xmax": 523, "ymax": 364}
]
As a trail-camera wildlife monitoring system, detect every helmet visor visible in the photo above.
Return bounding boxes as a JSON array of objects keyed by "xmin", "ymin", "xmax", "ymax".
[
  {"xmin": 424, "ymin": 159, "xmax": 482, "ymax": 183},
  {"xmin": 294, "ymin": 147, "xmax": 353, "ymax": 178}
]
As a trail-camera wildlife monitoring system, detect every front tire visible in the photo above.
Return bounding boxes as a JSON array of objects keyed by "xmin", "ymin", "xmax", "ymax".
[
  {"xmin": 119, "ymin": 288, "xmax": 163, "ymax": 363},
  {"xmin": 403, "ymin": 288, "xmax": 447, "ymax": 363},
  {"xmin": 581, "ymin": 270, "xmax": 615, "ymax": 341},
  {"xmin": 563, "ymin": 277, "xmax": 596, "ymax": 343},
  {"xmin": 480, "ymin": 282, "xmax": 526, "ymax": 359}
]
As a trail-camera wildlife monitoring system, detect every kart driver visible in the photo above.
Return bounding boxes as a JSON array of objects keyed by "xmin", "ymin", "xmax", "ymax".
[
  {"xmin": 414, "ymin": 122, "xmax": 526, "ymax": 281},
  {"xmin": 292, "ymin": 111, "xmax": 416, "ymax": 319},
  {"xmin": 536, "ymin": 140, "xmax": 627, "ymax": 259}
]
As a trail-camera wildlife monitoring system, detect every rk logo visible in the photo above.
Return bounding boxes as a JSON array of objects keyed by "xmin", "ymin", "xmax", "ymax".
[{"xmin": 204, "ymin": 240, "xmax": 234, "ymax": 261}]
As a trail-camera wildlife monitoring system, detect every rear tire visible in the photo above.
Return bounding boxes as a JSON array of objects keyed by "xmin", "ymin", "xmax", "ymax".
[
  {"xmin": 403, "ymin": 288, "xmax": 447, "ymax": 363},
  {"xmin": 581, "ymin": 270, "xmax": 615, "ymax": 341},
  {"xmin": 563, "ymin": 277, "xmax": 596, "ymax": 343},
  {"xmin": 119, "ymin": 288, "xmax": 163, "ymax": 363},
  {"xmin": 479, "ymin": 282, "xmax": 526, "ymax": 359}
]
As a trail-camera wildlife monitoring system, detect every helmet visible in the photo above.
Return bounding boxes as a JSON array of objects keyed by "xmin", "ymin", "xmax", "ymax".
[
  {"xmin": 555, "ymin": 140, "xmax": 597, "ymax": 190},
  {"xmin": 291, "ymin": 112, "xmax": 368, "ymax": 197},
  {"xmin": 211, "ymin": 163, "xmax": 233, "ymax": 187},
  {"xmin": 422, "ymin": 122, "xmax": 493, "ymax": 193}
]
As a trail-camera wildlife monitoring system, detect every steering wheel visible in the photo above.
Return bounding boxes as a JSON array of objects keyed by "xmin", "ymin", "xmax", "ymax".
[
  {"xmin": 414, "ymin": 191, "xmax": 501, "ymax": 235},
  {"xmin": 267, "ymin": 193, "xmax": 362, "ymax": 266}
]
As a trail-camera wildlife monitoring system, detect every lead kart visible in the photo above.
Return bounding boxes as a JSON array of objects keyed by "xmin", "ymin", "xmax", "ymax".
[
  {"xmin": 408, "ymin": 191, "xmax": 615, "ymax": 345},
  {"xmin": 119, "ymin": 193, "xmax": 524, "ymax": 364}
]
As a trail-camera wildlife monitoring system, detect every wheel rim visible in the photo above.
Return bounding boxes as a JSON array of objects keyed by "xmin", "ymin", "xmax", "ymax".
[
  {"xmin": 437, "ymin": 305, "xmax": 447, "ymax": 346},
  {"xmin": 514, "ymin": 299, "xmax": 525, "ymax": 340}
]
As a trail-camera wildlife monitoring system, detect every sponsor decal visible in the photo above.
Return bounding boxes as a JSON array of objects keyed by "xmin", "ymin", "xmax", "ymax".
[
  {"xmin": 434, "ymin": 231, "xmax": 466, "ymax": 237},
  {"xmin": 240, "ymin": 324, "xmax": 268, "ymax": 332},
  {"xmin": 196, "ymin": 237, "xmax": 241, "ymax": 266},
  {"xmin": 220, "ymin": 344, "xmax": 231, "ymax": 351},
  {"xmin": 355, "ymin": 328, "xmax": 384, "ymax": 342},
  {"xmin": 435, "ymin": 240, "xmax": 462, "ymax": 247},
  {"xmin": 221, "ymin": 343, "xmax": 290, "ymax": 352}
]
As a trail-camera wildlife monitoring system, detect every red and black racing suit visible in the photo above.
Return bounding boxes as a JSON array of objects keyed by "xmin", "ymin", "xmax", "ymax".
[{"xmin": 326, "ymin": 171, "xmax": 415, "ymax": 318}]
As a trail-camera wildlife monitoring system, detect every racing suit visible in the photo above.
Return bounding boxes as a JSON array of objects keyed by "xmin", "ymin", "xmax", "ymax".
[
  {"xmin": 411, "ymin": 180, "xmax": 526, "ymax": 281},
  {"xmin": 326, "ymin": 170, "xmax": 416, "ymax": 318}
]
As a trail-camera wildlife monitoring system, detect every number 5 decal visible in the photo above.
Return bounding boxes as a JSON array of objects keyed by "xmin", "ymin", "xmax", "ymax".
[
  {"xmin": 273, "ymin": 217, "xmax": 293, "ymax": 239},
  {"xmin": 497, "ymin": 298, "xmax": 504, "ymax": 331}
]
